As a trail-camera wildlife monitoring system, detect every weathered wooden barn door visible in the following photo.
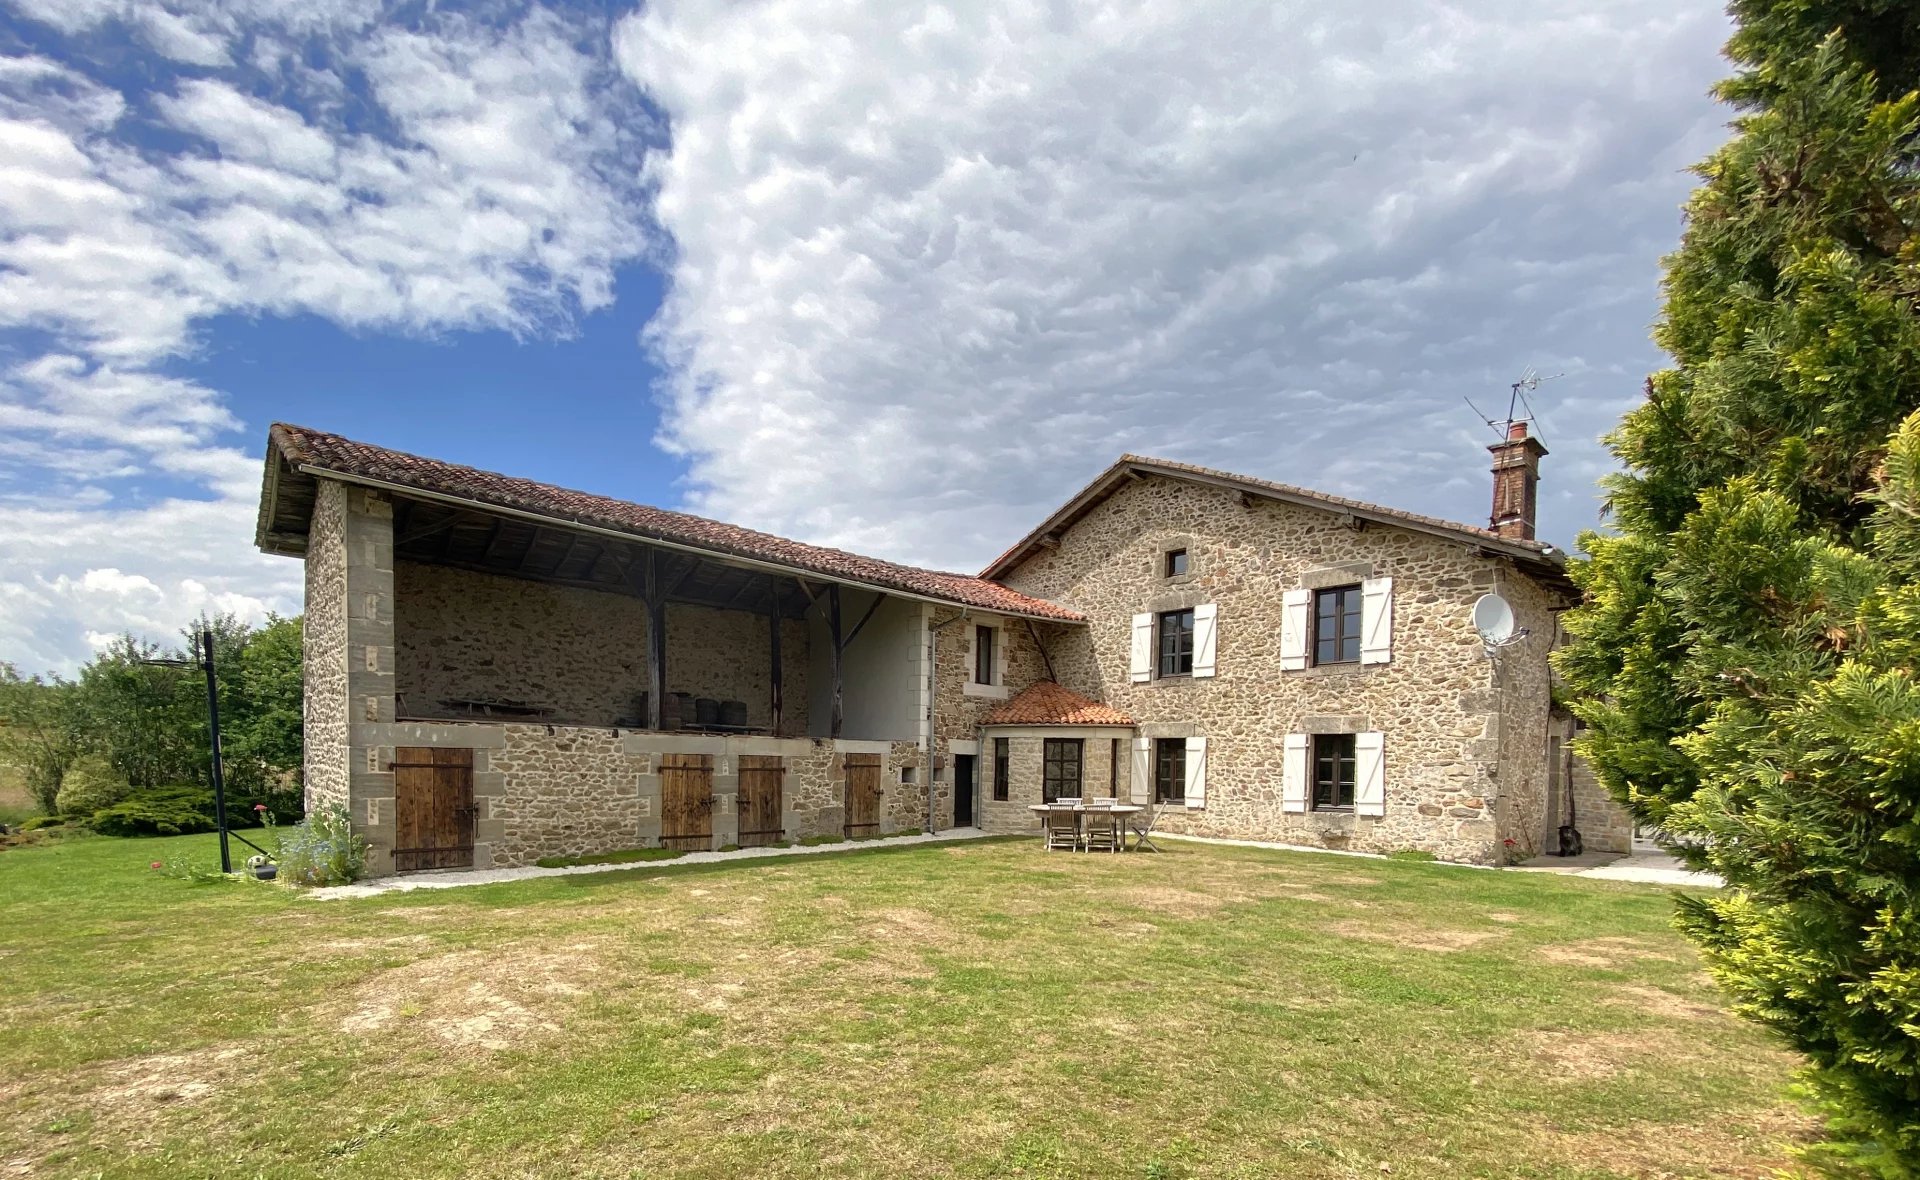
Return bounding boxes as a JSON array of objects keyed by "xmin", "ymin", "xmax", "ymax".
[
  {"xmin": 842, "ymin": 753, "xmax": 882, "ymax": 839},
  {"xmin": 659, "ymin": 752, "xmax": 715, "ymax": 850},
  {"xmin": 736, "ymin": 755, "xmax": 785, "ymax": 847},
  {"xmin": 392, "ymin": 747, "xmax": 474, "ymax": 872}
]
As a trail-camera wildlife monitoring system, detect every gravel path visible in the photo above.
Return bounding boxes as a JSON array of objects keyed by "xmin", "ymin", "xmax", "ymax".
[{"xmin": 303, "ymin": 827, "xmax": 999, "ymax": 899}]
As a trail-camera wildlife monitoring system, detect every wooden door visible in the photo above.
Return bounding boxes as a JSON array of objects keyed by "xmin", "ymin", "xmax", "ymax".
[
  {"xmin": 737, "ymin": 755, "xmax": 785, "ymax": 847},
  {"xmin": 660, "ymin": 752, "xmax": 715, "ymax": 850},
  {"xmin": 393, "ymin": 747, "xmax": 474, "ymax": 872},
  {"xmin": 843, "ymin": 752, "xmax": 882, "ymax": 839}
]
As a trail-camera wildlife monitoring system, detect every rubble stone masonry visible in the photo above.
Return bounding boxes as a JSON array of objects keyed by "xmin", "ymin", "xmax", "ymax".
[{"xmin": 998, "ymin": 474, "xmax": 1565, "ymax": 864}]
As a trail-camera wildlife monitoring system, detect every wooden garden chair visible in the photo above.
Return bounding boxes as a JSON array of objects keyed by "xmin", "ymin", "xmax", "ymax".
[
  {"xmin": 1127, "ymin": 802, "xmax": 1162, "ymax": 852},
  {"xmin": 1081, "ymin": 807, "xmax": 1121, "ymax": 853},
  {"xmin": 1042, "ymin": 803, "xmax": 1081, "ymax": 851}
]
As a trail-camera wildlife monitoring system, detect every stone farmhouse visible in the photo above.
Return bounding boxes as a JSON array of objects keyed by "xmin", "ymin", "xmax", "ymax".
[{"xmin": 256, "ymin": 422, "xmax": 1629, "ymax": 877}]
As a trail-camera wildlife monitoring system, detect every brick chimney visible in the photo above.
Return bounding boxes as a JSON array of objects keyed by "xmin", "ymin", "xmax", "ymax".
[{"xmin": 1488, "ymin": 421, "xmax": 1548, "ymax": 541}]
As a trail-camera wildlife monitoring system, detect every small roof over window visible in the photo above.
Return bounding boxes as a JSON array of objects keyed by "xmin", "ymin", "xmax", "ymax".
[{"xmin": 982, "ymin": 682, "xmax": 1134, "ymax": 727}]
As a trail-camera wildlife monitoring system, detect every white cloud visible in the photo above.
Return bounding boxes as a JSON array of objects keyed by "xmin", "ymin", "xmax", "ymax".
[
  {"xmin": 0, "ymin": 3, "xmax": 652, "ymax": 673},
  {"xmin": 617, "ymin": 0, "xmax": 1732, "ymax": 568}
]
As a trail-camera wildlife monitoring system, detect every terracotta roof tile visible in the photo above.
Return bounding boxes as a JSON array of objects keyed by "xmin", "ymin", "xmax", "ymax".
[
  {"xmin": 982, "ymin": 681, "xmax": 1134, "ymax": 727},
  {"xmin": 268, "ymin": 424, "xmax": 1083, "ymax": 622}
]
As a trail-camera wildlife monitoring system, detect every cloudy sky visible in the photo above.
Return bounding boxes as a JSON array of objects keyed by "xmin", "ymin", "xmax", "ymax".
[{"xmin": 0, "ymin": 0, "xmax": 1733, "ymax": 674}]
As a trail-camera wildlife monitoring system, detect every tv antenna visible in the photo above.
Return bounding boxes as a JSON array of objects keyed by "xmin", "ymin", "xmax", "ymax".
[{"xmin": 1464, "ymin": 367, "xmax": 1564, "ymax": 441}]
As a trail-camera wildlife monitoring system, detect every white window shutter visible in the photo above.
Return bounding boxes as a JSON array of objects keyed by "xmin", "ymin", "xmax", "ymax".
[
  {"xmin": 1355, "ymin": 731, "xmax": 1386, "ymax": 816},
  {"xmin": 1183, "ymin": 736, "xmax": 1207, "ymax": 809},
  {"xmin": 1361, "ymin": 577, "xmax": 1394, "ymax": 665},
  {"xmin": 1130, "ymin": 613, "xmax": 1154, "ymax": 682},
  {"xmin": 1130, "ymin": 737, "xmax": 1151, "ymax": 803},
  {"xmin": 1280, "ymin": 589, "xmax": 1310, "ymax": 671},
  {"xmin": 1282, "ymin": 733, "xmax": 1309, "ymax": 813},
  {"xmin": 1192, "ymin": 603, "xmax": 1217, "ymax": 678}
]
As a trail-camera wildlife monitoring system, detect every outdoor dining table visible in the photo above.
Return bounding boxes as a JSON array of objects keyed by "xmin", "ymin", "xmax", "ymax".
[{"xmin": 1027, "ymin": 802, "xmax": 1146, "ymax": 851}]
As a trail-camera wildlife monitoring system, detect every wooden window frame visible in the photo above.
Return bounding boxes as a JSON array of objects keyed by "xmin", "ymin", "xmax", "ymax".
[
  {"xmin": 1313, "ymin": 585, "xmax": 1363, "ymax": 666},
  {"xmin": 1042, "ymin": 738, "xmax": 1083, "ymax": 803},
  {"xmin": 973, "ymin": 623, "xmax": 996, "ymax": 686},
  {"xmin": 992, "ymin": 737, "xmax": 1010, "ymax": 801},
  {"xmin": 1153, "ymin": 737, "xmax": 1186, "ymax": 804},
  {"xmin": 1164, "ymin": 548, "xmax": 1189, "ymax": 578},
  {"xmin": 1313, "ymin": 733, "xmax": 1358, "ymax": 810},
  {"xmin": 1157, "ymin": 608, "xmax": 1195, "ymax": 678}
]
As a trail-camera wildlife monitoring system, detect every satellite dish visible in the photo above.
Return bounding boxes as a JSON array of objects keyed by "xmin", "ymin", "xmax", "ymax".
[{"xmin": 1472, "ymin": 594, "xmax": 1516, "ymax": 645}]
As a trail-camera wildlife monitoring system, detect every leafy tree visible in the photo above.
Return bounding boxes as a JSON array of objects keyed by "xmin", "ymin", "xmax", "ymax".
[
  {"xmin": 0, "ymin": 663, "xmax": 84, "ymax": 814},
  {"xmin": 227, "ymin": 614, "xmax": 303, "ymax": 794},
  {"xmin": 1556, "ymin": 2, "xmax": 1919, "ymax": 1170}
]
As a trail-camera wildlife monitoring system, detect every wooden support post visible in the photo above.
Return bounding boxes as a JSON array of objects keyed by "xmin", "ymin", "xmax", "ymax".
[
  {"xmin": 769, "ymin": 587, "xmax": 784, "ymax": 737},
  {"xmin": 829, "ymin": 584, "xmax": 844, "ymax": 740},
  {"xmin": 645, "ymin": 548, "xmax": 665, "ymax": 731}
]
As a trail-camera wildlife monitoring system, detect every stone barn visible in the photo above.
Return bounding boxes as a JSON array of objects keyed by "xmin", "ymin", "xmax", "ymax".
[{"xmin": 257, "ymin": 421, "xmax": 1629, "ymax": 875}]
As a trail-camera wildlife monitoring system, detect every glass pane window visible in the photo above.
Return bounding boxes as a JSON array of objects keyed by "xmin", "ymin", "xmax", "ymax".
[
  {"xmin": 1165, "ymin": 549, "xmax": 1189, "ymax": 577},
  {"xmin": 974, "ymin": 625, "xmax": 996, "ymax": 685},
  {"xmin": 1042, "ymin": 739, "xmax": 1083, "ymax": 802},
  {"xmin": 1153, "ymin": 738, "xmax": 1186, "ymax": 803},
  {"xmin": 1313, "ymin": 586, "xmax": 1362, "ymax": 665},
  {"xmin": 1157, "ymin": 609, "xmax": 1195, "ymax": 677},
  {"xmin": 1313, "ymin": 733, "xmax": 1357, "ymax": 809},
  {"xmin": 992, "ymin": 737, "xmax": 1010, "ymax": 801}
]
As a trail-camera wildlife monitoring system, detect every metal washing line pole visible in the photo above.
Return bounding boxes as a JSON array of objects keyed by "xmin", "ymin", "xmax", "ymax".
[{"xmin": 138, "ymin": 628, "xmax": 270, "ymax": 874}]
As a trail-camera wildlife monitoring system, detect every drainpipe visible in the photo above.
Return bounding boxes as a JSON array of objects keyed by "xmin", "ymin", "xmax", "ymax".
[{"xmin": 926, "ymin": 608, "xmax": 970, "ymax": 835}]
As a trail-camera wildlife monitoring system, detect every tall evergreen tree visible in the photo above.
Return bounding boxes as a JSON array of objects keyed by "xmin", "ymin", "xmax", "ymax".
[{"xmin": 1557, "ymin": 2, "xmax": 1919, "ymax": 1170}]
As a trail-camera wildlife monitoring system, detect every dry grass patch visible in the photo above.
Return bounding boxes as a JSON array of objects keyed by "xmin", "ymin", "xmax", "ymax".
[
  {"xmin": 1331, "ymin": 918, "xmax": 1506, "ymax": 953},
  {"xmin": 332, "ymin": 940, "xmax": 602, "ymax": 1052},
  {"xmin": 1609, "ymin": 983, "xmax": 1727, "ymax": 1022},
  {"xmin": 1537, "ymin": 1107, "xmax": 1819, "ymax": 1179},
  {"xmin": 1526, "ymin": 1028, "xmax": 1661, "ymax": 1083},
  {"xmin": 1539, "ymin": 934, "xmax": 1683, "ymax": 968}
]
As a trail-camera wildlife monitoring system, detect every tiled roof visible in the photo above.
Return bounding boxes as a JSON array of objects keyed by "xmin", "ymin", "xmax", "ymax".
[
  {"xmin": 267, "ymin": 424, "xmax": 1084, "ymax": 622},
  {"xmin": 982, "ymin": 681, "xmax": 1134, "ymax": 727},
  {"xmin": 982, "ymin": 453, "xmax": 1566, "ymax": 581}
]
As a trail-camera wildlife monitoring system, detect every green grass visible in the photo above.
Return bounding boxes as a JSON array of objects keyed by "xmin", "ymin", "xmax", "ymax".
[
  {"xmin": 0, "ymin": 831, "xmax": 1809, "ymax": 1178},
  {"xmin": 534, "ymin": 846, "xmax": 687, "ymax": 868}
]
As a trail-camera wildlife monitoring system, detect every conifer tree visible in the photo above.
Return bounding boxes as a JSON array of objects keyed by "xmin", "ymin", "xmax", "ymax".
[{"xmin": 1557, "ymin": 3, "xmax": 1919, "ymax": 1169}]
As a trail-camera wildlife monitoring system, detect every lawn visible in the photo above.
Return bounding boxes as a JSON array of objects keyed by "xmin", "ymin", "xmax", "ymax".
[{"xmin": 0, "ymin": 832, "xmax": 1809, "ymax": 1178}]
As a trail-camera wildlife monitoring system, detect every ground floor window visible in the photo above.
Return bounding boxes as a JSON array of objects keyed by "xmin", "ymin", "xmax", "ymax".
[
  {"xmin": 1313, "ymin": 733, "xmax": 1357, "ymax": 810},
  {"xmin": 1109, "ymin": 738, "xmax": 1120, "ymax": 797},
  {"xmin": 1042, "ymin": 738, "xmax": 1083, "ymax": 802},
  {"xmin": 992, "ymin": 737, "xmax": 1010, "ymax": 801},
  {"xmin": 1154, "ymin": 738, "xmax": 1185, "ymax": 803}
]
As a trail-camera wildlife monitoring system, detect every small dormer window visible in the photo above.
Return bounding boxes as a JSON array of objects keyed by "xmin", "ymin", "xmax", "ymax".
[{"xmin": 1165, "ymin": 548, "xmax": 1189, "ymax": 578}]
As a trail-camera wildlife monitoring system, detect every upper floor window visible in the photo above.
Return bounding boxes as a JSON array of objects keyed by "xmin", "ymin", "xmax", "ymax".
[
  {"xmin": 1313, "ymin": 733, "xmax": 1357, "ymax": 810},
  {"xmin": 1164, "ymin": 548, "xmax": 1189, "ymax": 577},
  {"xmin": 1314, "ymin": 585, "xmax": 1362, "ymax": 665},
  {"xmin": 1157, "ymin": 609, "xmax": 1195, "ymax": 677},
  {"xmin": 973, "ymin": 624, "xmax": 996, "ymax": 685}
]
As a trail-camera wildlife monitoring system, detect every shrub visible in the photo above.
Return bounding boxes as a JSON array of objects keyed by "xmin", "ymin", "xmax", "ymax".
[
  {"xmin": 53, "ymin": 757, "xmax": 131, "ymax": 817},
  {"xmin": 18, "ymin": 815, "xmax": 67, "ymax": 832},
  {"xmin": 86, "ymin": 784, "xmax": 218, "ymax": 837},
  {"xmin": 274, "ymin": 803, "xmax": 368, "ymax": 887}
]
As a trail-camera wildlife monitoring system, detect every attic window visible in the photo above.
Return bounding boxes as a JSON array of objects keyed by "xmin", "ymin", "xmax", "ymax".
[{"xmin": 1165, "ymin": 548, "xmax": 1189, "ymax": 577}]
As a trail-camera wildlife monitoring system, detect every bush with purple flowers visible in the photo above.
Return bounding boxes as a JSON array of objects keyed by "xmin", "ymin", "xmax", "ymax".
[{"xmin": 273, "ymin": 803, "xmax": 367, "ymax": 887}]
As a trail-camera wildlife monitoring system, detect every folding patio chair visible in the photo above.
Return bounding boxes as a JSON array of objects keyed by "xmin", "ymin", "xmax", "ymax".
[
  {"xmin": 1081, "ymin": 807, "xmax": 1121, "ymax": 853},
  {"xmin": 1042, "ymin": 804, "xmax": 1081, "ymax": 851},
  {"xmin": 1127, "ymin": 801, "xmax": 1162, "ymax": 852}
]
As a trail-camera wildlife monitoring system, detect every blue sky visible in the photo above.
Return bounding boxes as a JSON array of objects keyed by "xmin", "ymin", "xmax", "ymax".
[{"xmin": 0, "ymin": 0, "xmax": 1735, "ymax": 673}]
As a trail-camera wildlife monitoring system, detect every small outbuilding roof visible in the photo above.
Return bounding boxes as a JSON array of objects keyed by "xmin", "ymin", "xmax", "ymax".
[
  {"xmin": 981, "ymin": 681, "xmax": 1134, "ymax": 727},
  {"xmin": 258, "ymin": 424, "xmax": 1084, "ymax": 623}
]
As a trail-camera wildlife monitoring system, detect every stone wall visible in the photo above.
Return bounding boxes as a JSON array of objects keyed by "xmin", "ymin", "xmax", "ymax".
[
  {"xmin": 393, "ymin": 561, "xmax": 810, "ymax": 734},
  {"xmin": 1490, "ymin": 569, "xmax": 1560, "ymax": 860},
  {"xmin": 998, "ymin": 474, "xmax": 1566, "ymax": 864},
  {"xmin": 925, "ymin": 608, "xmax": 1057, "ymax": 829},
  {"xmin": 974, "ymin": 728, "xmax": 1127, "ymax": 835},
  {"xmin": 1543, "ymin": 716, "xmax": 1634, "ymax": 855},
  {"xmin": 302, "ymin": 480, "xmax": 351, "ymax": 813}
]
